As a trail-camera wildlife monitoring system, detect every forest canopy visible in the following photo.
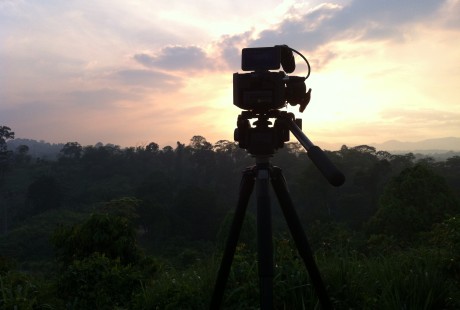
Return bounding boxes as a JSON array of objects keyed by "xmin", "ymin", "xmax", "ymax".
[{"xmin": 1, "ymin": 127, "xmax": 460, "ymax": 309}]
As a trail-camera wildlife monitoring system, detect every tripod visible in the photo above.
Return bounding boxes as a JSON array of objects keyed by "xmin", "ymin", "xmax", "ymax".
[{"xmin": 210, "ymin": 111, "xmax": 345, "ymax": 310}]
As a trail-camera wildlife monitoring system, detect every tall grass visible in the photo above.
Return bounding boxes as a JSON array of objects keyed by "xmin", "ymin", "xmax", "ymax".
[
  {"xmin": 133, "ymin": 241, "xmax": 459, "ymax": 309},
  {"xmin": 3, "ymin": 240, "xmax": 458, "ymax": 309},
  {"xmin": 320, "ymin": 248, "xmax": 456, "ymax": 309},
  {"xmin": 0, "ymin": 271, "xmax": 53, "ymax": 309}
]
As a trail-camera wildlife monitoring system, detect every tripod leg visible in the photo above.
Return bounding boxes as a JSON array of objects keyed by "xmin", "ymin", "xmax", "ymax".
[
  {"xmin": 270, "ymin": 166, "xmax": 333, "ymax": 310},
  {"xmin": 256, "ymin": 162, "xmax": 274, "ymax": 310},
  {"xmin": 210, "ymin": 167, "xmax": 255, "ymax": 310}
]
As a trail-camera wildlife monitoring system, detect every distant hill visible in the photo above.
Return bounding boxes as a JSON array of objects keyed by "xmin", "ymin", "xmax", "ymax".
[
  {"xmin": 370, "ymin": 137, "xmax": 460, "ymax": 153},
  {"xmin": 7, "ymin": 139, "xmax": 64, "ymax": 160}
]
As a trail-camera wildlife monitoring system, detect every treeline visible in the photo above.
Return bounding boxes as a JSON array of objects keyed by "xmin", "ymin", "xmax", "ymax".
[
  {"xmin": 1, "ymin": 125, "xmax": 460, "ymax": 308},
  {"xmin": 3, "ymin": 135, "xmax": 459, "ymax": 243}
]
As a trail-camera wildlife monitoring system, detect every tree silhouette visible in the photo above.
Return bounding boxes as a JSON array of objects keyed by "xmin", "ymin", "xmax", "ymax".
[
  {"xmin": 51, "ymin": 208, "xmax": 149, "ymax": 309},
  {"xmin": 0, "ymin": 126, "xmax": 15, "ymax": 234},
  {"xmin": 52, "ymin": 212, "xmax": 141, "ymax": 266},
  {"xmin": 14, "ymin": 144, "xmax": 31, "ymax": 164},
  {"xmin": 27, "ymin": 175, "xmax": 62, "ymax": 214},
  {"xmin": 0, "ymin": 126, "xmax": 14, "ymax": 150},
  {"xmin": 367, "ymin": 164, "xmax": 460, "ymax": 239},
  {"xmin": 189, "ymin": 135, "xmax": 212, "ymax": 151},
  {"xmin": 60, "ymin": 142, "xmax": 82, "ymax": 160},
  {"xmin": 0, "ymin": 126, "xmax": 15, "ymax": 177},
  {"xmin": 146, "ymin": 141, "xmax": 159, "ymax": 153}
]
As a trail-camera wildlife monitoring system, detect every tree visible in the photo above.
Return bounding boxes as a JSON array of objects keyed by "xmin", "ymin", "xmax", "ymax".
[
  {"xmin": 59, "ymin": 141, "xmax": 82, "ymax": 160},
  {"xmin": 51, "ymin": 207, "xmax": 154, "ymax": 309},
  {"xmin": 171, "ymin": 186, "xmax": 224, "ymax": 241},
  {"xmin": 189, "ymin": 135, "xmax": 212, "ymax": 151},
  {"xmin": 0, "ymin": 126, "xmax": 15, "ymax": 177},
  {"xmin": 0, "ymin": 126, "xmax": 15, "ymax": 151},
  {"xmin": 52, "ymin": 212, "xmax": 142, "ymax": 266},
  {"xmin": 389, "ymin": 153, "xmax": 415, "ymax": 174},
  {"xmin": 434, "ymin": 156, "xmax": 460, "ymax": 198},
  {"xmin": 214, "ymin": 140, "xmax": 237, "ymax": 154},
  {"xmin": 430, "ymin": 215, "xmax": 460, "ymax": 278},
  {"xmin": 27, "ymin": 175, "xmax": 62, "ymax": 214},
  {"xmin": 0, "ymin": 126, "xmax": 14, "ymax": 235},
  {"xmin": 57, "ymin": 252, "xmax": 142, "ymax": 309},
  {"xmin": 367, "ymin": 164, "xmax": 460, "ymax": 239},
  {"xmin": 284, "ymin": 142, "xmax": 303, "ymax": 155},
  {"xmin": 146, "ymin": 142, "xmax": 159, "ymax": 153},
  {"xmin": 14, "ymin": 144, "xmax": 31, "ymax": 164}
]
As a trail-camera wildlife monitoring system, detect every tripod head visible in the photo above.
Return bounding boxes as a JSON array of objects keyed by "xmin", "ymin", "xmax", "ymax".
[
  {"xmin": 234, "ymin": 110, "xmax": 294, "ymax": 156},
  {"xmin": 234, "ymin": 110, "xmax": 345, "ymax": 187}
]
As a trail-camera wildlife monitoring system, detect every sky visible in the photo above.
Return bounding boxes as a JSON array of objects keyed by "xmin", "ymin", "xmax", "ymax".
[{"xmin": 1, "ymin": 0, "xmax": 460, "ymax": 150}]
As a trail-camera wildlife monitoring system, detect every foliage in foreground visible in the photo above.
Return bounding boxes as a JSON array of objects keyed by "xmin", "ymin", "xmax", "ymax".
[
  {"xmin": 1, "ymin": 217, "xmax": 460, "ymax": 309},
  {"xmin": 130, "ymin": 238, "xmax": 460, "ymax": 309}
]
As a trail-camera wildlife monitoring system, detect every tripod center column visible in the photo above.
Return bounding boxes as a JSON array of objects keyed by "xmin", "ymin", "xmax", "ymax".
[{"xmin": 255, "ymin": 158, "xmax": 274, "ymax": 309}]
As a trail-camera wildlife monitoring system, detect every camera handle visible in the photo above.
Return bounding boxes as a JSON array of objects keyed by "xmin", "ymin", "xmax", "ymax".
[{"xmin": 285, "ymin": 116, "xmax": 345, "ymax": 187}]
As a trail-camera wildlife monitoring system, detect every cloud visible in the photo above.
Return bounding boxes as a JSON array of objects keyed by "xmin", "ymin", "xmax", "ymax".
[
  {"xmin": 252, "ymin": 3, "xmax": 343, "ymax": 50},
  {"xmin": 216, "ymin": 31, "xmax": 253, "ymax": 70},
  {"xmin": 380, "ymin": 108, "xmax": 460, "ymax": 128},
  {"xmin": 216, "ymin": 0, "xmax": 450, "ymax": 69},
  {"xmin": 0, "ymin": 100, "xmax": 70, "ymax": 132},
  {"xmin": 134, "ymin": 45, "xmax": 215, "ymax": 71},
  {"xmin": 439, "ymin": 0, "xmax": 460, "ymax": 28},
  {"xmin": 66, "ymin": 89, "xmax": 141, "ymax": 108},
  {"xmin": 331, "ymin": 0, "xmax": 443, "ymax": 41},
  {"xmin": 115, "ymin": 69, "xmax": 183, "ymax": 89},
  {"xmin": 136, "ymin": 105, "xmax": 216, "ymax": 125},
  {"xmin": 264, "ymin": 0, "xmax": 444, "ymax": 46},
  {"xmin": 342, "ymin": 0, "xmax": 442, "ymax": 24}
]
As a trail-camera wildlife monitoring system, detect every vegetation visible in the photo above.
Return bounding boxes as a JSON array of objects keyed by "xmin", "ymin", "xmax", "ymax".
[{"xmin": 1, "ymin": 128, "xmax": 460, "ymax": 309}]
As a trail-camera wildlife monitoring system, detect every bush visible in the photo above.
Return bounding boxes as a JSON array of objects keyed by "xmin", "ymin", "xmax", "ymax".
[
  {"xmin": 132, "ymin": 264, "xmax": 211, "ymax": 310},
  {"xmin": 57, "ymin": 253, "xmax": 141, "ymax": 309},
  {"xmin": 0, "ymin": 271, "xmax": 51, "ymax": 309},
  {"xmin": 322, "ymin": 249, "xmax": 457, "ymax": 309},
  {"xmin": 430, "ymin": 215, "xmax": 460, "ymax": 281},
  {"xmin": 52, "ymin": 212, "xmax": 142, "ymax": 266},
  {"xmin": 367, "ymin": 164, "xmax": 459, "ymax": 240}
]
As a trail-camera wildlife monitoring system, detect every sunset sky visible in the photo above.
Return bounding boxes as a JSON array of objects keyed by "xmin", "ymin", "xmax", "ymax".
[{"xmin": 2, "ymin": 0, "xmax": 460, "ymax": 149}]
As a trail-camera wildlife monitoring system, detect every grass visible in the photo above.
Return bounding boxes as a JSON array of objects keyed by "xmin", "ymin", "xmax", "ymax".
[
  {"xmin": 132, "ymin": 240, "xmax": 459, "ymax": 309},
  {"xmin": 2, "ymin": 239, "xmax": 459, "ymax": 309}
]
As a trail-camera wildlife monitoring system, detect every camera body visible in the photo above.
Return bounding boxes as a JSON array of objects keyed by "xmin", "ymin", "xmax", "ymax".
[
  {"xmin": 233, "ymin": 45, "xmax": 310, "ymax": 113},
  {"xmin": 233, "ymin": 71, "xmax": 286, "ymax": 112}
]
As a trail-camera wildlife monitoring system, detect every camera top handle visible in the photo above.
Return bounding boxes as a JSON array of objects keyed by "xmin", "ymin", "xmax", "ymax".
[{"xmin": 275, "ymin": 45, "xmax": 311, "ymax": 79}]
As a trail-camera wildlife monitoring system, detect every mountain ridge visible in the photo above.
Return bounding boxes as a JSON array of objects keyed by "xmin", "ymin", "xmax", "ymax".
[{"xmin": 369, "ymin": 137, "xmax": 460, "ymax": 152}]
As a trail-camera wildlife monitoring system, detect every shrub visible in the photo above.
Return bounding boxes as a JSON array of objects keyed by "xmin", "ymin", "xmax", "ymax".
[
  {"xmin": 0, "ymin": 271, "xmax": 51, "ymax": 309},
  {"xmin": 57, "ymin": 253, "xmax": 141, "ymax": 309}
]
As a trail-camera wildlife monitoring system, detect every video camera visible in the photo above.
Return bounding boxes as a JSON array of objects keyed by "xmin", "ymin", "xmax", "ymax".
[{"xmin": 233, "ymin": 45, "xmax": 311, "ymax": 113}]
